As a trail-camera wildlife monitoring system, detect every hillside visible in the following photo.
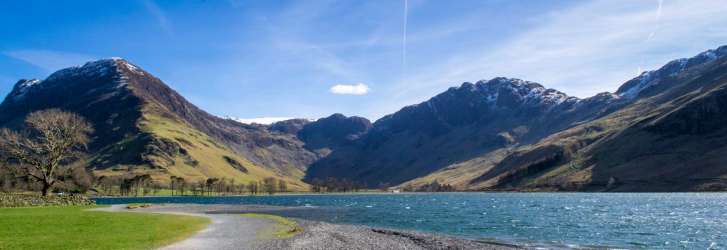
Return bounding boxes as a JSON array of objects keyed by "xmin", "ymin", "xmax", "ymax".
[
  {"xmin": 306, "ymin": 77, "xmax": 628, "ymax": 187},
  {"xmin": 308, "ymin": 45, "xmax": 727, "ymax": 191},
  {"xmin": 0, "ymin": 58, "xmax": 313, "ymax": 189},
  {"xmin": 396, "ymin": 45, "xmax": 727, "ymax": 191},
  {"xmin": 466, "ymin": 46, "xmax": 727, "ymax": 191}
]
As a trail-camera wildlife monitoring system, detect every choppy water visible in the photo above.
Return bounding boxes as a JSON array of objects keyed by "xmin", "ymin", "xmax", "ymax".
[{"xmin": 95, "ymin": 193, "xmax": 727, "ymax": 249}]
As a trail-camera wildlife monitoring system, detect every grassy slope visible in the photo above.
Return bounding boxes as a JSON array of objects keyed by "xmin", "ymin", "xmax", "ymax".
[
  {"xmin": 141, "ymin": 113, "xmax": 309, "ymax": 190},
  {"xmin": 399, "ymin": 103, "xmax": 649, "ymax": 190},
  {"xmin": 94, "ymin": 112, "xmax": 309, "ymax": 191},
  {"xmin": 396, "ymin": 149, "xmax": 510, "ymax": 190},
  {"xmin": 0, "ymin": 206, "xmax": 209, "ymax": 250}
]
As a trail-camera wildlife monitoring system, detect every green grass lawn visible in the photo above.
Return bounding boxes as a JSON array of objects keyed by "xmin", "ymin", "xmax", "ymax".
[{"xmin": 0, "ymin": 206, "xmax": 210, "ymax": 250}]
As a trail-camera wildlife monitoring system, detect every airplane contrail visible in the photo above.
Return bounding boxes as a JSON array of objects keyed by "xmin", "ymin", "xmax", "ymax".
[
  {"xmin": 403, "ymin": 0, "xmax": 408, "ymax": 74},
  {"xmin": 639, "ymin": 0, "xmax": 663, "ymax": 76},
  {"xmin": 647, "ymin": 0, "xmax": 663, "ymax": 41}
]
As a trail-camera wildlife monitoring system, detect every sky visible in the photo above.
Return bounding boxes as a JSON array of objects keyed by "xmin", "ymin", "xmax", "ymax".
[{"xmin": 2, "ymin": 0, "xmax": 727, "ymax": 123}]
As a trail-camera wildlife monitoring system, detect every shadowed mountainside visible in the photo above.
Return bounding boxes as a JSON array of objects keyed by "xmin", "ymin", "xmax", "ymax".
[{"xmin": 309, "ymin": 45, "xmax": 727, "ymax": 191}]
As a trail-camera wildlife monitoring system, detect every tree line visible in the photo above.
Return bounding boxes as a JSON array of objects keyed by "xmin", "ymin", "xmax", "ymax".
[
  {"xmin": 400, "ymin": 180, "xmax": 455, "ymax": 192},
  {"xmin": 308, "ymin": 177, "xmax": 366, "ymax": 192},
  {"xmin": 0, "ymin": 109, "xmax": 295, "ymax": 197},
  {"xmin": 96, "ymin": 175, "xmax": 289, "ymax": 197},
  {"xmin": 0, "ymin": 109, "xmax": 453, "ymax": 196}
]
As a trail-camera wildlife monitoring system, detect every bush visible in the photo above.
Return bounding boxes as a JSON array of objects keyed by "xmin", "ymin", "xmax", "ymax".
[{"xmin": 0, "ymin": 193, "xmax": 95, "ymax": 208}]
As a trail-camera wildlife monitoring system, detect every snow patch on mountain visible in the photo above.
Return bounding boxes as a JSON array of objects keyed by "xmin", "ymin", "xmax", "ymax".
[
  {"xmin": 7, "ymin": 58, "xmax": 139, "ymax": 102},
  {"xmin": 617, "ymin": 45, "xmax": 727, "ymax": 99},
  {"xmin": 10, "ymin": 79, "xmax": 41, "ymax": 101},
  {"xmin": 45, "ymin": 58, "xmax": 117, "ymax": 82},
  {"xmin": 474, "ymin": 77, "xmax": 577, "ymax": 107}
]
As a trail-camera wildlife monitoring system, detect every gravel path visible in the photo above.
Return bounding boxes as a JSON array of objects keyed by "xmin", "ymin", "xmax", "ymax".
[
  {"xmin": 93, "ymin": 205, "xmax": 273, "ymax": 250},
  {"xmin": 93, "ymin": 204, "xmax": 518, "ymax": 250}
]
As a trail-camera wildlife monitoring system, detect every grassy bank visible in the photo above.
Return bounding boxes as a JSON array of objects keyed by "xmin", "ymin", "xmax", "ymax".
[
  {"xmin": 241, "ymin": 213, "xmax": 302, "ymax": 239},
  {"xmin": 0, "ymin": 206, "xmax": 209, "ymax": 250}
]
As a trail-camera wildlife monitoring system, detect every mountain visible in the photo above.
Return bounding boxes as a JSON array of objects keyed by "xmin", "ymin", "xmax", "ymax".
[
  {"xmin": 465, "ymin": 45, "xmax": 727, "ymax": 191},
  {"xmin": 0, "ymin": 58, "xmax": 315, "ymax": 189},
  {"xmin": 307, "ymin": 45, "xmax": 727, "ymax": 191},
  {"xmin": 296, "ymin": 114, "xmax": 371, "ymax": 155},
  {"xmin": 4, "ymin": 45, "xmax": 727, "ymax": 192},
  {"xmin": 305, "ymin": 77, "xmax": 627, "ymax": 187}
]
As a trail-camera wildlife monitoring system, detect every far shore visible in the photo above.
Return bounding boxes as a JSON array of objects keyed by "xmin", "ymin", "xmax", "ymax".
[
  {"xmin": 91, "ymin": 191, "xmax": 396, "ymax": 198},
  {"xmin": 91, "ymin": 190, "xmax": 727, "ymax": 199}
]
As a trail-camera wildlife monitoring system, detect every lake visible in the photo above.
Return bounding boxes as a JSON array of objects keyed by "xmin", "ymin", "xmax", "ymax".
[{"xmin": 95, "ymin": 193, "xmax": 726, "ymax": 249}]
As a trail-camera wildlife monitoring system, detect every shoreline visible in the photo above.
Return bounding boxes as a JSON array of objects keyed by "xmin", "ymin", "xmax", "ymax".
[
  {"xmin": 92, "ymin": 191, "xmax": 727, "ymax": 199},
  {"xmin": 97, "ymin": 204, "xmax": 519, "ymax": 250}
]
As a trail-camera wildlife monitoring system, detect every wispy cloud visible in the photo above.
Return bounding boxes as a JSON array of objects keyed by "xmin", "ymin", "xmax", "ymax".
[
  {"xmin": 330, "ymin": 83, "xmax": 370, "ymax": 95},
  {"xmin": 274, "ymin": 39, "xmax": 363, "ymax": 80},
  {"xmin": 380, "ymin": 0, "xmax": 727, "ymax": 115},
  {"xmin": 142, "ymin": 0, "xmax": 171, "ymax": 34},
  {"xmin": 3, "ymin": 50, "xmax": 96, "ymax": 72}
]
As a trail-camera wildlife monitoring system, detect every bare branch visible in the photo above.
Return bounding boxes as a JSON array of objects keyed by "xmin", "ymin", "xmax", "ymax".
[{"xmin": 0, "ymin": 109, "xmax": 94, "ymax": 196}]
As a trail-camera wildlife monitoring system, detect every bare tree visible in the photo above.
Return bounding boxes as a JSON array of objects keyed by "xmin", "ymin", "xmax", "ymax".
[
  {"xmin": 170, "ymin": 176, "xmax": 178, "ymax": 196},
  {"xmin": 0, "ymin": 109, "xmax": 93, "ymax": 196},
  {"xmin": 206, "ymin": 178, "xmax": 219, "ymax": 196},
  {"xmin": 69, "ymin": 164, "xmax": 94, "ymax": 193},
  {"xmin": 278, "ymin": 179, "xmax": 287, "ymax": 193},
  {"xmin": 263, "ymin": 177, "xmax": 277, "ymax": 195},
  {"xmin": 176, "ymin": 176, "xmax": 187, "ymax": 196},
  {"xmin": 247, "ymin": 181, "xmax": 258, "ymax": 195},
  {"xmin": 97, "ymin": 176, "xmax": 114, "ymax": 195}
]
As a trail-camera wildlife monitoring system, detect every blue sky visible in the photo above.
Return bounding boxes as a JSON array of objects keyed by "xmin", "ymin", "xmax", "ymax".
[{"xmin": 2, "ymin": 0, "xmax": 727, "ymax": 122}]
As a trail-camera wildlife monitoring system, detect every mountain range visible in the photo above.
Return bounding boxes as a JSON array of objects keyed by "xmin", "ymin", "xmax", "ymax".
[{"xmin": 2, "ymin": 45, "xmax": 727, "ymax": 191}]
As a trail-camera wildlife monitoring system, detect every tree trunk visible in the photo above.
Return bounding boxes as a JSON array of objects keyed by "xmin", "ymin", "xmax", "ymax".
[{"xmin": 41, "ymin": 181, "xmax": 52, "ymax": 196}]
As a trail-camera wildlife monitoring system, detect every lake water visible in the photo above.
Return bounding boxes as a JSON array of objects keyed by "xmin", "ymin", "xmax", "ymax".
[{"xmin": 95, "ymin": 193, "xmax": 727, "ymax": 249}]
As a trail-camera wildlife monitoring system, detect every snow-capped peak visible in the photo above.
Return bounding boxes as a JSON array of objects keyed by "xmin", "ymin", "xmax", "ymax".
[
  {"xmin": 41, "ymin": 57, "xmax": 147, "ymax": 82},
  {"xmin": 45, "ymin": 58, "xmax": 120, "ymax": 82},
  {"xmin": 617, "ymin": 45, "xmax": 727, "ymax": 99},
  {"xmin": 474, "ymin": 77, "xmax": 576, "ymax": 106},
  {"xmin": 8, "ymin": 79, "xmax": 42, "ymax": 101},
  {"xmin": 6, "ymin": 58, "xmax": 145, "ymax": 102}
]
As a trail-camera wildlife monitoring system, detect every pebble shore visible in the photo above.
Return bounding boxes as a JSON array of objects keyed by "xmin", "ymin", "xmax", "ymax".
[{"xmin": 96, "ymin": 204, "xmax": 519, "ymax": 250}]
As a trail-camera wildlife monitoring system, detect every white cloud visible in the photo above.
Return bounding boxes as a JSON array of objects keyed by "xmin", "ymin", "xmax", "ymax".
[
  {"xmin": 329, "ymin": 83, "xmax": 370, "ymax": 95},
  {"xmin": 4, "ymin": 50, "xmax": 95, "ymax": 71},
  {"xmin": 228, "ymin": 117, "xmax": 295, "ymax": 125}
]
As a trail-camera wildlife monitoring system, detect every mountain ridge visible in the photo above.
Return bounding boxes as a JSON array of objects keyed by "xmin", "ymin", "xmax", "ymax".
[
  {"xmin": 0, "ymin": 58, "xmax": 314, "ymax": 189},
  {"xmin": 3, "ymin": 44, "xmax": 727, "ymax": 192},
  {"xmin": 307, "ymin": 44, "xmax": 727, "ymax": 190}
]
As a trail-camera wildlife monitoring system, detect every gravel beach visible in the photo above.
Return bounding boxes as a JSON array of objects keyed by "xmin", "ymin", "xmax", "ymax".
[{"xmin": 94, "ymin": 204, "xmax": 518, "ymax": 250}]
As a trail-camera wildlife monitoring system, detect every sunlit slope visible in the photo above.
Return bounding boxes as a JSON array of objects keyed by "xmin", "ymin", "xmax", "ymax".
[
  {"xmin": 0, "ymin": 58, "xmax": 309, "ymax": 191},
  {"xmin": 142, "ymin": 113, "xmax": 308, "ymax": 190}
]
